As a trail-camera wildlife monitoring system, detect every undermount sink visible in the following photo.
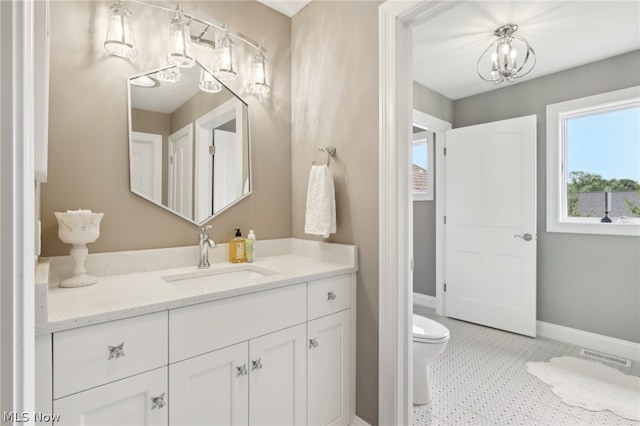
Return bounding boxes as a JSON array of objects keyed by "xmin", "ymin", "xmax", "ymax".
[{"xmin": 161, "ymin": 265, "xmax": 277, "ymax": 284}]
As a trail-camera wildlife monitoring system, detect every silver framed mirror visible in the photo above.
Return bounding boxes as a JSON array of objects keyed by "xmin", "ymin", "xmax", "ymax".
[{"xmin": 127, "ymin": 62, "xmax": 251, "ymax": 225}]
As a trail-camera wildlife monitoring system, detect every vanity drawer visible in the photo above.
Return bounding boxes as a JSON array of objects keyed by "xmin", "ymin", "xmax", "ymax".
[
  {"xmin": 307, "ymin": 274, "xmax": 351, "ymax": 320},
  {"xmin": 169, "ymin": 283, "xmax": 306, "ymax": 363},
  {"xmin": 53, "ymin": 311, "xmax": 168, "ymax": 399}
]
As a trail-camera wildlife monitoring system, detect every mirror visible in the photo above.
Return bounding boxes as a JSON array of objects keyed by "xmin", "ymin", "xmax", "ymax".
[{"xmin": 128, "ymin": 62, "xmax": 251, "ymax": 225}]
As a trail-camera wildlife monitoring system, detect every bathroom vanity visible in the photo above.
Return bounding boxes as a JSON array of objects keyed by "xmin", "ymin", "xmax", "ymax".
[{"xmin": 35, "ymin": 239, "xmax": 357, "ymax": 425}]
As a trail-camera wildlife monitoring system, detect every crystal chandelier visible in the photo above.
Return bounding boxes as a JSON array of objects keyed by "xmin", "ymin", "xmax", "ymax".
[{"xmin": 477, "ymin": 24, "xmax": 536, "ymax": 84}]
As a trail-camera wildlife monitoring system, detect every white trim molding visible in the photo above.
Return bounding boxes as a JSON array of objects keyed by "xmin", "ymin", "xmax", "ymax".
[
  {"xmin": 413, "ymin": 292, "xmax": 436, "ymax": 309},
  {"xmin": 537, "ymin": 321, "xmax": 640, "ymax": 362},
  {"xmin": 546, "ymin": 86, "xmax": 640, "ymax": 237},
  {"xmin": 379, "ymin": 1, "xmax": 457, "ymax": 423},
  {"xmin": 0, "ymin": 0, "xmax": 37, "ymax": 417},
  {"xmin": 412, "ymin": 110, "xmax": 451, "ymax": 316}
]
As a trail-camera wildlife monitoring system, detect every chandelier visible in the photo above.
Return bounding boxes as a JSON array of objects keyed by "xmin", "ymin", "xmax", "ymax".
[
  {"xmin": 103, "ymin": 0, "xmax": 270, "ymax": 94},
  {"xmin": 477, "ymin": 23, "xmax": 536, "ymax": 84}
]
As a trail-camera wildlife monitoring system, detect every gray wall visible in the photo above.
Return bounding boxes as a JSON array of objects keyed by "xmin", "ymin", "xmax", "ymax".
[
  {"xmin": 291, "ymin": 2, "xmax": 381, "ymax": 423},
  {"xmin": 453, "ymin": 50, "xmax": 640, "ymax": 343},
  {"xmin": 42, "ymin": 1, "xmax": 292, "ymax": 256},
  {"xmin": 413, "ymin": 82, "xmax": 453, "ymax": 297}
]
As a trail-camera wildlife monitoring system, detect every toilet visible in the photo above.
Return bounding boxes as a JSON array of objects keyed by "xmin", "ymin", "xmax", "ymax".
[{"xmin": 412, "ymin": 314, "xmax": 450, "ymax": 405}]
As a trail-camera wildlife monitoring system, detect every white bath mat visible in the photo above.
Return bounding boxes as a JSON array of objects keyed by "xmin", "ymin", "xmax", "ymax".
[{"xmin": 527, "ymin": 356, "xmax": 640, "ymax": 421}]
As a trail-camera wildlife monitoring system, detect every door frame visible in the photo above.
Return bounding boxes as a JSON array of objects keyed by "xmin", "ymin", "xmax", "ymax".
[
  {"xmin": 379, "ymin": 0, "xmax": 459, "ymax": 423},
  {"xmin": 130, "ymin": 131, "xmax": 163, "ymax": 204},
  {"xmin": 168, "ymin": 123, "xmax": 193, "ymax": 217},
  {"xmin": 413, "ymin": 109, "xmax": 451, "ymax": 316}
]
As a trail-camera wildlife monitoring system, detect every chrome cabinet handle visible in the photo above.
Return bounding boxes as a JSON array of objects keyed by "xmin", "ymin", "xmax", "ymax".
[
  {"xmin": 108, "ymin": 343, "xmax": 125, "ymax": 360},
  {"xmin": 151, "ymin": 393, "xmax": 165, "ymax": 410},
  {"xmin": 309, "ymin": 338, "xmax": 319, "ymax": 349},
  {"xmin": 236, "ymin": 364, "xmax": 248, "ymax": 377},
  {"xmin": 251, "ymin": 359, "xmax": 262, "ymax": 371},
  {"xmin": 327, "ymin": 291, "xmax": 337, "ymax": 301},
  {"xmin": 513, "ymin": 233, "xmax": 533, "ymax": 241}
]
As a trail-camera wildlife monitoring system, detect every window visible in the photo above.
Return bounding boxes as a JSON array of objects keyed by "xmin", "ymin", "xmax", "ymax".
[
  {"xmin": 412, "ymin": 129, "xmax": 434, "ymax": 201},
  {"xmin": 546, "ymin": 86, "xmax": 640, "ymax": 236}
]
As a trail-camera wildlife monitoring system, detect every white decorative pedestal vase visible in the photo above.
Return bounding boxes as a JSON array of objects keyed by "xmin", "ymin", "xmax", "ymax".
[{"xmin": 54, "ymin": 210, "xmax": 104, "ymax": 288}]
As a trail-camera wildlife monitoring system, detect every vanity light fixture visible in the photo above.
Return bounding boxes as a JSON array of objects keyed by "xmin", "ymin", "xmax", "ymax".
[
  {"xmin": 104, "ymin": 1, "xmax": 271, "ymax": 94},
  {"xmin": 213, "ymin": 24, "xmax": 238, "ymax": 81},
  {"xmin": 104, "ymin": 0, "xmax": 137, "ymax": 58},
  {"xmin": 248, "ymin": 45, "xmax": 270, "ymax": 94},
  {"xmin": 155, "ymin": 66, "xmax": 181, "ymax": 83},
  {"xmin": 166, "ymin": 5, "xmax": 195, "ymax": 68},
  {"xmin": 130, "ymin": 74, "xmax": 159, "ymax": 88},
  {"xmin": 477, "ymin": 23, "xmax": 536, "ymax": 84},
  {"xmin": 199, "ymin": 68, "xmax": 222, "ymax": 93}
]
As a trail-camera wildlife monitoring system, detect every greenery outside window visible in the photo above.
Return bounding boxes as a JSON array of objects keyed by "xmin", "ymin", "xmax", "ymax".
[{"xmin": 546, "ymin": 86, "xmax": 640, "ymax": 236}]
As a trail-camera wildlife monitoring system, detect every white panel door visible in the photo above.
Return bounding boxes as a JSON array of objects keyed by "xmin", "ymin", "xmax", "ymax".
[
  {"xmin": 169, "ymin": 342, "xmax": 248, "ymax": 426},
  {"xmin": 444, "ymin": 115, "xmax": 537, "ymax": 336},
  {"xmin": 307, "ymin": 310, "xmax": 350, "ymax": 426},
  {"xmin": 54, "ymin": 367, "xmax": 167, "ymax": 426},
  {"xmin": 249, "ymin": 324, "xmax": 307, "ymax": 426},
  {"xmin": 213, "ymin": 129, "xmax": 240, "ymax": 213},
  {"xmin": 131, "ymin": 131, "xmax": 162, "ymax": 204},
  {"xmin": 168, "ymin": 124, "xmax": 193, "ymax": 218}
]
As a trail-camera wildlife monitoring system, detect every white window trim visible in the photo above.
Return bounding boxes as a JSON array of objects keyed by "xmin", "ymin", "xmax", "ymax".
[
  {"xmin": 412, "ymin": 130, "xmax": 434, "ymax": 201},
  {"xmin": 546, "ymin": 86, "xmax": 640, "ymax": 237}
]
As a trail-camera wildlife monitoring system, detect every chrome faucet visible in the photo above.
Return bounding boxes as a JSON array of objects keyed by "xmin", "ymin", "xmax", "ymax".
[{"xmin": 198, "ymin": 226, "xmax": 216, "ymax": 269}]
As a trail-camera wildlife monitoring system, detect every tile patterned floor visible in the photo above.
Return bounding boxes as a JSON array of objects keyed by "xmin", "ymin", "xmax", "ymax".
[{"xmin": 412, "ymin": 306, "xmax": 640, "ymax": 426}]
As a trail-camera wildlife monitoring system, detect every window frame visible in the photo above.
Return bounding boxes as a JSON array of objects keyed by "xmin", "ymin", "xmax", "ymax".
[
  {"xmin": 546, "ymin": 86, "xmax": 640, "ymax": 237},
  {"xmin": 412, "ymin": 130, "xmax": 434, "ymax": 201}
]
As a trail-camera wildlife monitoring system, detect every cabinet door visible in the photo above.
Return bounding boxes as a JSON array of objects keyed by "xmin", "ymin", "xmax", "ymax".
[
  {"xmin": 53, "ymin": 367, "xmax": 167, "ymax": 426},
  {"xmin": 169, "ymin": 342, "xmax": 248, "ymax": 425},
  {"xmin": 307, "ymin": 310, "xmax": 351, "ymax": 426},
  {"xmin": 249, "ymin": 324, "xmax": 306, "ymax": 425}
]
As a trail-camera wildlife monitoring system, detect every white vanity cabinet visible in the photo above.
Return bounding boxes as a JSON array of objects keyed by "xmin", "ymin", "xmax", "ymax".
[
  {"xmin": 169, "ymin": 342, "xmax": 249, "ymax": 425},
  {"xmin": 249, "ymin": 324, "xmax": 307, "ymax": 425},
  {"xmin": 307, "ymin": 275, "xmax": 352, "ymax": 426},
  {"xmin": 51, "ymin": 312, "xmax": 169, "ymax": 426},
  {"xmin": 53, "ymin": 367, "xmax": 168, "ymax": 426},
  {"xmin": 44, "ymin": 272, "xmax": 355, "ymax": 426},
  {"xmin": 168, "ymin": 325, "xmax": 307, "ymax": 426},
  {"xmin": 307, "ymin": 310, "xmax": 351, "ymax": 426},
  {"xmin": 168, "ymin": 284, "xmax": 308, "ymax": 425}
]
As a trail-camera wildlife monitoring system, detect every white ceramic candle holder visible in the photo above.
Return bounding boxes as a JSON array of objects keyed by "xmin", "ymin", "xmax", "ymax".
[{"xmin": 54, "ymin": 210, "xmax": 104, "ymax": 288}]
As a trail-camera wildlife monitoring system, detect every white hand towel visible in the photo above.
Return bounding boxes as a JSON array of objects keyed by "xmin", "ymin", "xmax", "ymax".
[{"xmin": 305, "ymin": 164, "xmax": 336, "ymax": 238}]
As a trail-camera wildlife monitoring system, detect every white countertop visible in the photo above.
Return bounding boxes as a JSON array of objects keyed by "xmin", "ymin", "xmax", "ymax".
[{"xmin": 36, "ymin": 238, "xmax": 357, "ymax": 335}]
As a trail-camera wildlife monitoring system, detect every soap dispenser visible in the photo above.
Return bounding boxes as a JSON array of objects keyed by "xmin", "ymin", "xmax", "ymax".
[
  {"xmin": 229, "ymin": 228, "xmax": 246, "ymax": 263},
  {"xmin": 246, "ymin": 230, "xmax": 256, "ymax": 263}
]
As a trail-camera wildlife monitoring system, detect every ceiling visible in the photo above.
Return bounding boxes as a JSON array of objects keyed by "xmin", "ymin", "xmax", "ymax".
[
  {"xmin": 412, "ymin": 1, "xmax": 640, "ymax": 100},
  {"xmin": 256, "ymin": 0, "xmax": 311, "ymax": 17}
]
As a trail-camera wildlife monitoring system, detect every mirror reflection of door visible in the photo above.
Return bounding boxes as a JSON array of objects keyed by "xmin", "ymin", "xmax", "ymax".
[
  {"xmin": 194, "ymin": 98, "xmax": 247, "ymax": 223},
  {"xmin": 129, "ymin": 63, "xmax": 251, "ymax": 226},
  {"xmin": 130, "ymin": 131, "xmax": 162, "ymax": 204},
  {"xmin": 168, "ymin": 123, "xmax": 193, "ymax": 219}
]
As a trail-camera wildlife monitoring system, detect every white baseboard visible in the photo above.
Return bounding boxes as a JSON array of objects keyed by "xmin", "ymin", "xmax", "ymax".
[
  {"xmin": 350, "ymin": 415, "xmax": 373, "ymax": 426},
  {"xmin": 537, "ymin": 321, "xmax": 640, "ymax": 362},
  {"xmin": 413, "ymin": 292, "xmax": 436, "ymax": 309}
]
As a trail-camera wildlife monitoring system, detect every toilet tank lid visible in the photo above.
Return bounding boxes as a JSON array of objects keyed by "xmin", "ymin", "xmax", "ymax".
[{"xmin": 412, "ymin": 314, "xmax": 450, "ymax": 340}]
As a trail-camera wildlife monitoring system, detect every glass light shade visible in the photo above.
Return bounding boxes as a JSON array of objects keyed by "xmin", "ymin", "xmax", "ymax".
[
  {"xmin": 213, "ymin": 32, "xmax": 238, "ymax": 81},
  {"xmin": 248, "ymin": 50, "xmax": 270, "ymax": 94},
  {"xmin": 199, "ymin": 69, "xmax": 222, "ymax": 93},
  {"xmin": 104, "ymin": 1, "xmax": 137, "ymax": 58},
  {"xmin": 156, "ymin": 67, "xmax": 181, "ymax": 83},
  {"xmin": 166, "ymin": 11, "xmax": 195, "ymax": 68}
]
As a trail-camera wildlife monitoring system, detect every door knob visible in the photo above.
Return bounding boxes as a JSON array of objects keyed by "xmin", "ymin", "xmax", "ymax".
[{"xmin": 513, "ymin": 233, "xmax": 533, "ymax": 241}]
